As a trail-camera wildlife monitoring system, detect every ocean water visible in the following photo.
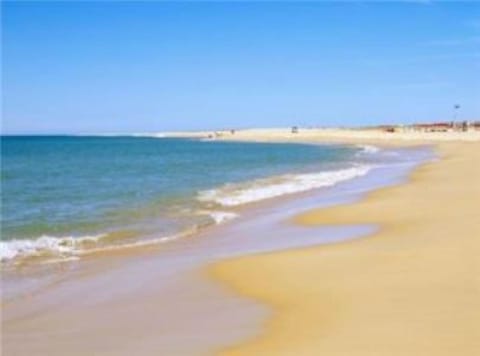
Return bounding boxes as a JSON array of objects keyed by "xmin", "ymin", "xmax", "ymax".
[{"xmin": 1, "ymin": 136, "xmax": 369, "ymax": 263}]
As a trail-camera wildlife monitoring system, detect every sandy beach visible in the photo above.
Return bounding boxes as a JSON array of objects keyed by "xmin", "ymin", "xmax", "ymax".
[
  {"xmin": 165, "ymin": 127, "xmax": 480, "ymax": 144},
  {"xmin": 4, "ymin": 2, "xmax": 480, "ymax": 354},
  {"xmin": 2, "ymin": 130, "xmax": 479, "ymax": 355},
  {"xmin": 210, "ymin": 139, "xmax": 480, "ymax": 355}
]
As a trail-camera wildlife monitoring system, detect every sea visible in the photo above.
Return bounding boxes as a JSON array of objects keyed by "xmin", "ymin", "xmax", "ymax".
[{"xmin": 1, "ymin": 136, "xmax": 378, "ymax": 264}]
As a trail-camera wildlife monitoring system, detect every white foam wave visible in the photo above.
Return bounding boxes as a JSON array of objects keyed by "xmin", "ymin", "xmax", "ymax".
[
  {"xmin": 0, "ymin": 234, "xmax": 106, "ymax": 262},
  {"xmin": 198, "ymin": 165, "xmax": 372, "ymax": 207},
  {"xmin": 357, "ymin": 145, "xmax": 381, "ymax": 154},
  {"xmin": 207, "ymin": 211, "xmax": 239, "ymax": 224},
  {"xmin": 0, "ymin": 228, "xmax": 194, "ymax": 263}
]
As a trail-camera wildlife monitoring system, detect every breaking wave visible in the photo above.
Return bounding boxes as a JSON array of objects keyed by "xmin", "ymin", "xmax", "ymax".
[
  {"xmin": 0, "ymin": 210, "xmax": 240, "ymax": 264},
  {"xmin": 0, "ymin": 234, "xmax": 106, "ymax": 263},
  {"xmin": 356, "ymin": 144, "xmax": 381, "ymax": 155},
  {"xmin": 198, "ymin": 165, "xmax": 372, "ymax": 207},
  {"xmin": 2, "ymin": 165, "xmax": 373, "ymax": 264}
]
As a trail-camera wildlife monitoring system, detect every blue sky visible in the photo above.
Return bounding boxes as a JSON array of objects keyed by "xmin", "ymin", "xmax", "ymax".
[{"xmin": 2, "ymin": 1, "xmax": 480, "ymax": 134}]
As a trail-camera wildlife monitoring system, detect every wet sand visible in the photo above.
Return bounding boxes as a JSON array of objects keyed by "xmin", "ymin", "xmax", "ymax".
[{"xmin": 211, "ymin": 142, "xmax": 480, "ymax": 355}]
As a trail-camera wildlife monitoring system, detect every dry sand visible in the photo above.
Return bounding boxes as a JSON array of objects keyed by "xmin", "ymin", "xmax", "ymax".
[
  {"xmin": 210, "ymin": 141, "xmax": 480, "ymax": 355},
  {"xmin": 164, "ymin": 127, "xmax": 480, "ymax": 144}
]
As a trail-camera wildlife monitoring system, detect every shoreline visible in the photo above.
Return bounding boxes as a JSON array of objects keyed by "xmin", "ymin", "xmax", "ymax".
[
  {"xmin": 163, "ymin": 127, "xmax": 480, "ymax": 144},
  {"xmin": 2, "ymin": 141, "xmax": 433, "ymax": 355},
  {"xmin": 1, "ymin": 137, "xmax": 405, "ymax": 269},
  {"xmin": 2, "ymin": 132, "xmax": 475, "ymax": 354},
  {"xmin": 0, "ymin": 139, "xmax": 365, "ymax": 268},
  {"xmin": 209, "ymin": 141, "xmax": 480, "ymax": 355}
]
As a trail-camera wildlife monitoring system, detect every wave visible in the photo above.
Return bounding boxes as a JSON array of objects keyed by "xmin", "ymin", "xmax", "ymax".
[
  {"xmin": 356, "ymin": 144, "xmax": 381, "ymax": 155},
  {"xmin": 205, "ymin": 211, "xmax": 239, "ymax": 224},
  {"xmin": 2, "ymin": 165, "xmax": 371, "ymax": 264},
  {"xmin": 0, "ymin": 234, "xmax": 106, "ymax": 262},
  {"xmin": 197, "ymin": 165, "xmax": 372, "ymax": 207},
  {"xmin": 0, "ymin": 229, "xmax": 194, "ymax": 264},
  {"xmin": 0, "ymin": 209, "xmax": 238, "ymax": 264}
]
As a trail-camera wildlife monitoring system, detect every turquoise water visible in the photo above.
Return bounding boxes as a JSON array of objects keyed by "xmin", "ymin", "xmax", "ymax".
[{"xmin": 1, "ymin": 136, "xmax": 362, "ymax": 262}]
